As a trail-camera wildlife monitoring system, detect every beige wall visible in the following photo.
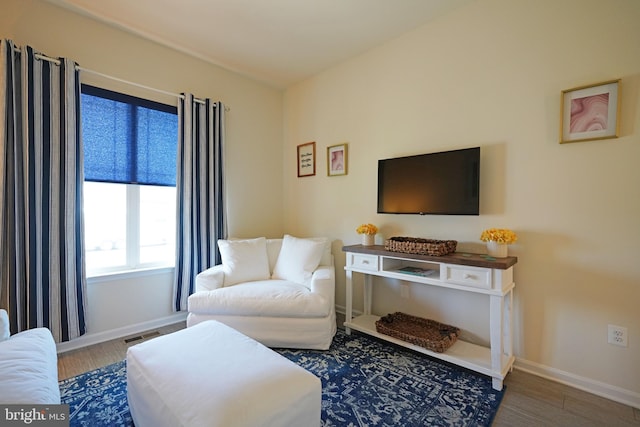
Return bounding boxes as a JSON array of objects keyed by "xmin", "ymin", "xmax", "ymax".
[
  {"xmin": 284, "ymin": 0, "xmax": 640, "ymax": 401},
  {"xmin": 2, "ymin": 0, "xmax": 285, "ymax": 334}
]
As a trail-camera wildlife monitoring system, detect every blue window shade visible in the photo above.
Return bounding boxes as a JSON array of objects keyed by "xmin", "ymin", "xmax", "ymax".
[{"xmin": 81, "ymin": 85, "xmax": 178, "ymax": 186}]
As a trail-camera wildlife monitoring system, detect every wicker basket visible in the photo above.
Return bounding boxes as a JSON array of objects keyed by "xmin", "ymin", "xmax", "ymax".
[
  {"xmin": 375, "ymin": 312, "xmax": 459, "ymax": 353},
  {"xmin": 384, "ymin": 237, "xmax": 457, "ymax": 256}
]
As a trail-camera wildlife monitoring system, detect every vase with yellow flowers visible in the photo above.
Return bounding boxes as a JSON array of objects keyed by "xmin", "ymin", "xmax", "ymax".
[
  {"xmin": 480, "ymin": 228, "xmax": 517, "ymax": 257},
  {"xmin": 356, "ymin": 223, "xmax": 378, "ymax": 246}
]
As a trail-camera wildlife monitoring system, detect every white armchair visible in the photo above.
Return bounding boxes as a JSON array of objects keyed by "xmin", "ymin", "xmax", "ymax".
[{"xmin": 187, "ymin": 235, "xmax": 336, "ymax": 350}]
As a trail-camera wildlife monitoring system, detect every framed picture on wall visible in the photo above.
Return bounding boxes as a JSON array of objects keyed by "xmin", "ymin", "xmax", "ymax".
[
  {"xmin": 297, "ymin": 142, "xmax": 316, "ymax": 177},
  {"xmin": 560, "ymin": 79, "xmax": 621, "ymax": 144},
  {"xmin": 327, "ymin": 143, "xmax": 348, "ymax": 176}
]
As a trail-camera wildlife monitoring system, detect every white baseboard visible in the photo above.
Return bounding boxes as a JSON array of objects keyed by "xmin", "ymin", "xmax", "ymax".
[
  {"xmin": 56, "ymin": 312, "xmax": 188, "ymax": 354},
  {"xmin": 514, "ymin": 358, "xmax": 640, "ymax": 410},
  {"xmin": 335, "ymin": 304, "xmax": 356, "ymax": 317},
  {"xmin": 335, "ymin": 305, "xmax": 639, "ymax": 409}
]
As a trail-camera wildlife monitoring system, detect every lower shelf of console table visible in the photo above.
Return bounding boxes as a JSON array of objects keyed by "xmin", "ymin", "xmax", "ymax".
[
  {"xmin": 344, "ymin": 315, "xmax": 515, "ymax": 390},
  {"xmin": 342, "ymin": 244, "xmax": 518, "ymax": 391}
]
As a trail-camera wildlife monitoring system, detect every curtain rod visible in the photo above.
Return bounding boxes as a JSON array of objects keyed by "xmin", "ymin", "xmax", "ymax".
[
  {"xmin": 77, "ymin": 66, "xmax": 207, "ymax": 106},
  {"xmin": 12, "ymin": 46, "xmax": 223, "ymax": 108}
]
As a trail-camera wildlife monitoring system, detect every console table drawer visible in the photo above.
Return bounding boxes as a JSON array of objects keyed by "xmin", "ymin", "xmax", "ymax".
[
  {"xmin": 444, "ymin": 265, "xmax": 492, "ymax": 289},
  {"xmin": 348, "ymin": 254, "xmax": 379, "ymax": 272}
]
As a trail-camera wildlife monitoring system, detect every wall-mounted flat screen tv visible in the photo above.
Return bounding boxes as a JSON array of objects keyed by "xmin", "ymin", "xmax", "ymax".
[{"xmin": 377, "ymin": 147, "xmax": 480, "ymax": 215}]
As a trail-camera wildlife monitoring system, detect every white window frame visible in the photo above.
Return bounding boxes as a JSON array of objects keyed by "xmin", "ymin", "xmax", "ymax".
[{"xmin": 84, "ymin": 182, "xmax": 176, "ymax": 278}]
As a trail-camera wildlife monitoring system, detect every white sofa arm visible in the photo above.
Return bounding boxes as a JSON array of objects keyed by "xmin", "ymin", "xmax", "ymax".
[
  {"xmin": 195, "ymin": 265, "xmax": 225, "ymax": 292},
  {"xmin": 310, "ymin": 265, "xmax": 335, "ymax": 306},
  {"xmin": 0, "ymin": 327, "xmax": 60, "ymax": 404}
]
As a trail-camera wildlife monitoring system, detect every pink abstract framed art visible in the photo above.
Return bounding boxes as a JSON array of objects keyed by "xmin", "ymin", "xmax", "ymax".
[
  {"xmin": 327, "ymin": 143, "xmax": 348, "ymax": 176},
  {"xmin": 560, "ymin": 79, "xmax": 620, "ymax": 144}
]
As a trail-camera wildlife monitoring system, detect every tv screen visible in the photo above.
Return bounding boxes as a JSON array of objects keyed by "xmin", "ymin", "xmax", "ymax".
[{"xmin": 377, "ymin": 147, "xmax": 480, "ymax": 215}]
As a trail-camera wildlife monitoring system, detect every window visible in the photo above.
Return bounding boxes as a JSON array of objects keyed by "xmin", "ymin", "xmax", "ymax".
[{"xmin": 81, "ymin": 85, "xmax": 178, "ymax": 276}]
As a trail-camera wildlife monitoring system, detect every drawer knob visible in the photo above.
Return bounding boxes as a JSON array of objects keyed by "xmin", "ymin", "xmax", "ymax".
[
  {"xmin": 362, "ymin": 260, "xmax": 369, "ymax": 264},
  {"xmin": 464, "ymin": 273, "xmax": 474, "ymax": 279}
]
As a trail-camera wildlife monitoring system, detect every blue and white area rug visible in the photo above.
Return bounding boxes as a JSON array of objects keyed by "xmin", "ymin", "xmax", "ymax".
[{"xmin": 60, "ymin": 329, "xmax": 504, "ymax": 426}]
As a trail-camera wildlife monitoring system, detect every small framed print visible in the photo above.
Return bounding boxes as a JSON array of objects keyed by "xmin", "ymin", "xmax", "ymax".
[
  {"xmin": 327, "ymin": 143, "xmax": 348, "ymax": 176},
  {"xmin": 560, "ymin": 79, "xmax": 620, "ymax": 144},
  {"xmin": 297, "ymin": 142, "xmax": 316, "ymax": 177}
]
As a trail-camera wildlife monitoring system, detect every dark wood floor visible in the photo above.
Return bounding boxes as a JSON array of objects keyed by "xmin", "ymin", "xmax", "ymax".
[{"xmin": 57, "ymin": 322, "xmax": 640, "ymax": 426}]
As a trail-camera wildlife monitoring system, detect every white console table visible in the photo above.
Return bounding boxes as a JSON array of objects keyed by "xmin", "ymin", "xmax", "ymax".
[{"xmin": 342, "ymin": 244, "xmax": 517, "ymax": 390}]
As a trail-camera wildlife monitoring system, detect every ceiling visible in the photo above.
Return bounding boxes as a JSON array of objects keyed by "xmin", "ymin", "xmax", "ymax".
[{"xmin": 46, "ymin": 0, "xmax": 475, "ymax": 88}]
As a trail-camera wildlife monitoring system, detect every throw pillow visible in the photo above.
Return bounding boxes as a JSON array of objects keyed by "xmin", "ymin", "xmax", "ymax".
[
  {"xmin": 272, "ymin": 235, "xmax": 327, "ymax": 285},
  {"xmin": 217, "ymin": 237, "xmax": 271, "ymax": 286}
]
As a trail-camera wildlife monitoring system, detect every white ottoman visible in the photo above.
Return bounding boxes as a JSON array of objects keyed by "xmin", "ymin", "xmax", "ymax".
[{"xmin": 126, "ymin": 320, "xmax": 321, "ymax": 427}]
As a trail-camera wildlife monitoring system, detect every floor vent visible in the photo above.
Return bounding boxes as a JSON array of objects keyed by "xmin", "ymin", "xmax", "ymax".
[
  {"xmin": 124, "ymin": 331, "xmax": 160, "ymax": 344},
  {"xmin": 142, "ymin": 331, "xmax": 161, "ymax": 339}
]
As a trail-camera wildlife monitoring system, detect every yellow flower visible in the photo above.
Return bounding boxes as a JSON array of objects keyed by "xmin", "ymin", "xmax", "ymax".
[
  {"xmin": 356, "ymin": 223, "xmax": 378, "ymax": 235},
  {"xmin": 480, "ymin": 228, "xmax": 517, "ymax": 244}
]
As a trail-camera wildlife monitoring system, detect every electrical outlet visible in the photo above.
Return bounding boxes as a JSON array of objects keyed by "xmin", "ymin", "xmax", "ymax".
[{"xmin": 608, "ymin": 325, "xmax": 628, "ymax": 347}]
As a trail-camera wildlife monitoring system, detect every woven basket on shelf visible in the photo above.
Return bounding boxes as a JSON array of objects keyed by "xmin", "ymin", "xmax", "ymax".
[
  {"xmin": 384, "ymin": 236, "xmax": 457, "ymax": 256},
  {"xmin": 375, "ymin": 312, "xmax": 459, "ymax": 353}
]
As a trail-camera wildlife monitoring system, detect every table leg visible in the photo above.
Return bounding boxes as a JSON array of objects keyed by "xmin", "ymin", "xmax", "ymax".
[{"xmin": 345, "ymin": 270, "xmax": 353, "ymax": 335}]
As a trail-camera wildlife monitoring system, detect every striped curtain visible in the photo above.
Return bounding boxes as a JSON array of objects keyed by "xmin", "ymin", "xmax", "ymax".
[
  {"xmin": 0, "ymin": 40, "xmax": 87, "ymax": 342},
  {"xmin": 173, "ymin": 94, "xmax": 225, "ymax": 311}
]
